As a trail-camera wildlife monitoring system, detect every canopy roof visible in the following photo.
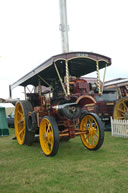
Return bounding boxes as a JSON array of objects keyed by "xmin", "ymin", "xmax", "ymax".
[
  {"xmin": 11, "ymin": 52, "xmax": 111, "ymax": 89},
  {"xmin": 104, "ymin": 78, "xmax": 128, "ymax": 88}
]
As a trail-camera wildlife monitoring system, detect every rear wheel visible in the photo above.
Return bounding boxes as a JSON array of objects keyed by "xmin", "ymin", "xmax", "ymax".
[
  {"xmin": 80, "ymin": 113, "xmax": 104, "ymax": 150},
  {"xmin": 113, "ymin": 97, "xmax": 128, "ymax": 120},
  {"xmin": 14, "ymin": 101, "xmax": 34, "ymax": 145},
  {"xmin": 39, "ymin": 116, "xmax": 59, "ymax": 156}
]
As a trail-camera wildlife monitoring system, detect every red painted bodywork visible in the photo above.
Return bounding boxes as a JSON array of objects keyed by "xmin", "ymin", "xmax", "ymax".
[{"xmin": 27, "ymin": 78, "xmax": 96, "ymax": 138}]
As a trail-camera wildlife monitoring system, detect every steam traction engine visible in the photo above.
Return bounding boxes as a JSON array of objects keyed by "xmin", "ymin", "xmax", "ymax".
[
  {"xmin": 11, "ymin": 52, "xmax": 111, "ymax": 156},
  {"xmin": 104, "ymin": 78, "xmax": 128, "ymax": 120}
]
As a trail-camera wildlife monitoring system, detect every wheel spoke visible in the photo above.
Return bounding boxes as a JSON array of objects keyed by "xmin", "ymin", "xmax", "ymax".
[
  {"xmin": 47, "ymin": 123, "xmax": 51, "ymax": 130},
  {"xmin": 85, "ymin": 134, "xmax": 89, "ymax": 140},
  {"xmin": 93, "ymin": 123, "xmax": 97, "ymax": 129},
  {"xmin": 92, "ymin": 135, "xmax": 97, "ymax": 144},
  {"xmin": 122, "ymin": 101, "xmax": 128, "ymax": 111},
  {"xmin": 89, "ymin": 136, "xmax": 94, "ymax": 145},
  {"xmin": 19, "ymin": 128, "xmax": 25, "ymax": 135},
  {"xmin": 89, "ymin": 119, "xmax": 92, "ymax": 127},
  {"xmin": 48, "ymin": 132, "xmax": 53, "ymax": 144},
  {"xmin": 86, "ymin": 124, "xmax": 89, "ymax": 130},
  {"xmin": 95, "ymin": 133, "xmax": 99, "ymax": 138},
  {"xmin": 118, "ymin": 107, "xmax": 125, "ymax": 113},
  {"xmin": 82, "ymin": 126, "xmax": 85, "ymax": 130},
  {"xmin": 19, "ymin": 118, "xmax": 25, "ymax": 125},
  {"xmin": 18, "ymin": 111, "xmax": 23, "ymax": 117}
]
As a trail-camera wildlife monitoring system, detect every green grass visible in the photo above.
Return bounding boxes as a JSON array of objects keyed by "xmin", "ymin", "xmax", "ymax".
[{"xmin": 0, "ymin": 129, "xmax": 128, "ymax": 193}]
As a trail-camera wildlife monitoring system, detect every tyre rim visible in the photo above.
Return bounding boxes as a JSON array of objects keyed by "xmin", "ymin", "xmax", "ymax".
[
  {"xmin": 15, "ymin": 103, "xmax": 25, "ymax": 145},
  {"xmin": 114, "ymin": 98, "xmax": 128, "ymax": 120},
  {"xmin": 80, "ymin": 115, "xmax": 99, "ymax": 149},
  {"xmin": 39, "ymin": 118, "xmax": 54, "ymax": 156}
]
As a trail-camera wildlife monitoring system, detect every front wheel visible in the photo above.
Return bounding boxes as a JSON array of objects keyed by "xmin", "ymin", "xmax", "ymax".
[
  {"xmin": 39, "ymin": 116, "xmax": 59, "ymax": 156},
  {"xmin": 80, "ymin": 113, "xmax": 104, "ymax": 150}
]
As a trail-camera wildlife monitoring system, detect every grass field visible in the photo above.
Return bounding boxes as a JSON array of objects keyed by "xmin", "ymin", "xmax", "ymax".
[{"xmin": 0, "ymin": 128, "xmax": 128, "ymax": 193}]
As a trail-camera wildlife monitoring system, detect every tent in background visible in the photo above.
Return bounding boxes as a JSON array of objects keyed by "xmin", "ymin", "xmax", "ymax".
[
  {"xmin": 0, "ymin": 106, "xmax": 9, "ymax": 136},
  {"xmin": 0, "ymin": 103, "xmax": 15, "ymax": 116}
]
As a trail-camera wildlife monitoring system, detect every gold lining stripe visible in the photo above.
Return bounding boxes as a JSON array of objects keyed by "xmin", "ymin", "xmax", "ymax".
[{"xmin": 54, "ymin": 56, "xmax": 110, "ymax": 64}]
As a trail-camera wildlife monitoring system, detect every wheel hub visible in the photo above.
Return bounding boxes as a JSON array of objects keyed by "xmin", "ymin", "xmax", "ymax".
[
  {"xmin": 43, "ymin": 133, "xmax": 48, "ymax": 140},
  {"xmin": 18, "ymin": 120, "xmax": 23, "ymax": 128},
  {"xmin": 43, "ymin": 132, "xmax": 52, "ymax": 143},
  {"xmin": 89, "ymin": 127, "xmax": 96, "ymax": 135}
]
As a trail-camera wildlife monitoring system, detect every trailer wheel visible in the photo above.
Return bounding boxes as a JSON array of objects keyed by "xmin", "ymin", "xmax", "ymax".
[
  {"xmin": 113, "ymin": 97, "xmax": 128, "ymax": 120},
  {"xmin": 15, "ymin": 101, "xmax": 34, "ymax": 145},
  {"xmin": 80, "ymin": 113, "xmax": 104, "ymax": 150},
  {"xmin": 39, "ymin": 116, "xmax": 59, "ymax": 156}
]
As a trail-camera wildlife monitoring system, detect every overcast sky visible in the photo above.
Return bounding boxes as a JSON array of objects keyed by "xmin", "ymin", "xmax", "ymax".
[{"xmin": 0, "ymin": 0, "xmax": 128, "ymax": 99}]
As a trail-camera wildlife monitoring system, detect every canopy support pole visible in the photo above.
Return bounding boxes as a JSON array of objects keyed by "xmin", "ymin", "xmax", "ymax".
[
  {"xmin": 9, "ymin": 85, "xmax": 12, "ymax": 98},
  {"xmin": 96, "ymin": 61, "xmax": 101, "ymax": 95},
  {"xmin": 65, "ymin": 60, "xmax": 70, "ymax": 96},
  {"xmin": 54, "ymin": 62, "xmax": 67, "ymax": 96},
  {"xmin": 101, "ymin": 64, "xmax": 107, "ymax": 94},
  {"xmin": 37, "ymin": 75, "xmax": 53, "ymax": 90},
  {"xmin": 24, "ymin": 87, "xmax": 27, "ymax": 100},
  {"xmin": 38, "ymin": 79, "xmax": 42, "ymax": 96}
]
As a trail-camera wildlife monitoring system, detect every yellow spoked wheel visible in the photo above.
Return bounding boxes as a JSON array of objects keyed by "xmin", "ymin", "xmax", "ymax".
[
  {"xmin": 39, "ymin": 116, "xmax": 59, "ymax": 156},
  {"xmin": 80, "ymin": 113, "xmax": 104, "ymax": 150},
  {"xmin": 15, "ymin": 101, "xmax": 34, "ymax": 145},
  {"xmin": 113, "ymin": 97, "xmax": 128, "ymax": 120}
]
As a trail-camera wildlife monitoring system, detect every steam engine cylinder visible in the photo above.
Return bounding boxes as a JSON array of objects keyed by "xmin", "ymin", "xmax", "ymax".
[{"xmin": 52, "ymin": 102, "xmax": 81, "ymax": 120}]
